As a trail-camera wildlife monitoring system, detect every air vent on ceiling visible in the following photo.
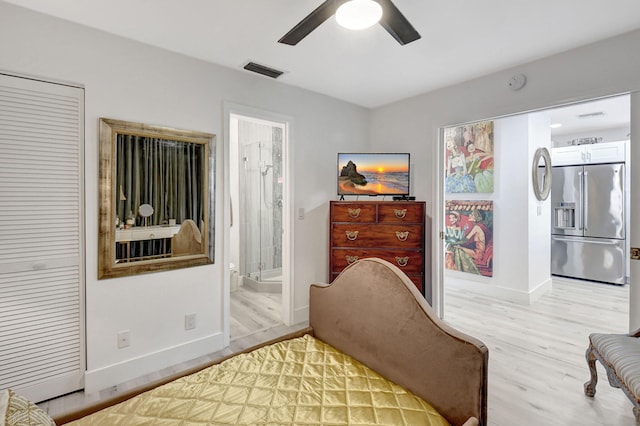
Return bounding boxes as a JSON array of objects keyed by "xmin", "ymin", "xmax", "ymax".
[
  {"xmin": 243, "ymin": 62, "xmax": 284, "ymax": 79},
  {"xmin": 577, "ymin": 111, "xmax": 605, "ymax": 118}
]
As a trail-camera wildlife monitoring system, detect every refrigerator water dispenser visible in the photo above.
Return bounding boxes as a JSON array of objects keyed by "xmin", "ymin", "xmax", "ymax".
[{"xmin": 554, "ymin": 203, "xmax": 576, "ymax": 230}]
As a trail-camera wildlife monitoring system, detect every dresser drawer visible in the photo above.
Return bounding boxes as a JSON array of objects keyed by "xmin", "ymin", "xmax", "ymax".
[
  {"xmin": 331, "ymin": 224, "xmax": 423, "ymax": 248},
  {"xmin": 330, "ymin": 269, "xmax": 423, "ymax": 292},
  {"xmin": 330, "ymin": 203, "xmax": 376, "ymax": 223},
  {"xmin": 331, "ymin": 249, "xmax": 423, "ymax": 274},
  {"xmin": 329, "ymin": 200, "xmax": 426, "ymax": 296},
  {"xmin": 378, "ymin": 203, "xmax": 424, "ymax": 223}
]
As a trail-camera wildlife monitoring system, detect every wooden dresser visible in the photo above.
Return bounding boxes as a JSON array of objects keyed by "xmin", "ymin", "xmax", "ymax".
[{"xmin": 329, "ymin": 200, "xmax": 426, "ymax": 294}]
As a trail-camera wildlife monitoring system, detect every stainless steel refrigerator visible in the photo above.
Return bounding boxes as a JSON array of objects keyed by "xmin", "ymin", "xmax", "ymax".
[{"xmin": 550, "ymin": 163, "xmax": 626, "ymax": 284}]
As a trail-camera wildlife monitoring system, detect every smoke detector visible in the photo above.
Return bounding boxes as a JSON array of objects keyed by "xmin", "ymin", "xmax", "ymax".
[{"xmin": 508, "ymin": 74, "xmax": 526, "ymax": 91}]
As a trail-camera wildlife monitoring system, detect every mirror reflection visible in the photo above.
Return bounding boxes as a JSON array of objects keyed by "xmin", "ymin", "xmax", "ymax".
[
  {"xmin": 114, "ymin": 135, "xmax": 205, "ymax": 262},
  {"xmin": 533, "ymin": 147, "xmax": 552, "ymax": 201},
  {"xmin": 99, "ymin": 118, "xmax": 214, "ymax": 279}
]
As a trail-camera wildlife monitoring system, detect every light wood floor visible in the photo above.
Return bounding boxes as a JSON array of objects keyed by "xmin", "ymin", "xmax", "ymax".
[
  {"xmin": 444, "ymin": 277, "xmax": 635, "ymax": 426},
  {"xmin": 230, "ymin": 284, "xmax": 283, "ymax": 340},
  {"xmin": 40, "ymin": 279, "xmax": 635, "ymax": 425}
]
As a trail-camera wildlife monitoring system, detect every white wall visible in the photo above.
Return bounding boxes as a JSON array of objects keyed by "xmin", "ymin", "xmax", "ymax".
[
  {"xmin": 370, "ymin": 29, "xmax": 640, "ymax": 321},
  {"xmin": 443, "ymin": 113, "xmax": 552, "ymax": 302},
  {"xmin": 527, "ymin": 113, "xmax": 552, "ymax": 296},
  {"xmin": 0, "ymin": 2, "xmax": 369, "ymax": 392}
]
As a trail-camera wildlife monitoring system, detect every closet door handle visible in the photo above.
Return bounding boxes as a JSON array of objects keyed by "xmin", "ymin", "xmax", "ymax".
[
  {"xmin": 395, "ymin": 256, "xmax": 409, "ymax": 267},
  {"xmin": 348, "ymin": 208, "xmax": 361, "ymax": 218},
  {"xmin": 345, "ymin": 230, "xmax": 359, "ymax": 241},
  {"xmin": 396, "ymin": 231, "xmax": 409, "ymax": 242},
  {"xmin": 394, "ymin": 208, "xmax": 407, "ymax": 219},
  {"xmin": 345, "ymin": 255, "xmax": 359, "ymax": 265}
]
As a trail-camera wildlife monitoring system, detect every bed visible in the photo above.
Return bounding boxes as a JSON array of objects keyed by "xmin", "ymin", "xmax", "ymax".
[{"xmin": 17, "ymin": 258, "xmax": 488, "ymax": 425}]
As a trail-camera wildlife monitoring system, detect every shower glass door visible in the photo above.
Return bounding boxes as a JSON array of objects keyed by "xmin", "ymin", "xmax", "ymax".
[{"xmin": 240, "ymin": 122, "xmax": 283, "ymax": 285}]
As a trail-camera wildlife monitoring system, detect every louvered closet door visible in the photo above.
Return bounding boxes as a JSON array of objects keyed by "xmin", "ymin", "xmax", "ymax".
[{"xmin": 0, "ymin": 74, "xmax": 85, "ymax": 403}]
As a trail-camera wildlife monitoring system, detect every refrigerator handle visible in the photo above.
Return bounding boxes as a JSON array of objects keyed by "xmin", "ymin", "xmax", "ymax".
[
  {"xmin": 583, "ymin": 170, "xmax": 588, "ymax": 231},
  {"xmin": 578, "ymin": 170, "xmax": 584, "ymax": 231},
  {"xmin": 552, "ymin": 235, "xmax": 622, "ymax": 245}
]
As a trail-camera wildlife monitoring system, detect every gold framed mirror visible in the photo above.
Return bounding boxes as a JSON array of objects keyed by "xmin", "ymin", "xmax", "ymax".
[{"xmin": 98, "ymin": 118, "xmax": 215, "ymax": 279}]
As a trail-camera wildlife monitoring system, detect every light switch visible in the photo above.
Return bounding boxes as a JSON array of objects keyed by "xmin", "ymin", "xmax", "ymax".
[{"xmin": 298, "ymin": 207, "xmax": 305, "ymax": 220}]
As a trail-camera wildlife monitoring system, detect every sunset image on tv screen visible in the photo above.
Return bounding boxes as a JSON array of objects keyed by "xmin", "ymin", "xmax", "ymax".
[{"xmin": 338, "ymin": 153, "xmax": 409, "ymax": 195}]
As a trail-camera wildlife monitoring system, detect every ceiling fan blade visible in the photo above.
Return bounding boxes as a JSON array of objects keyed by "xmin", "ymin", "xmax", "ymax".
[
  {"xmin": 278, "ymin": 0, "xmax": 347, "ymax": 46},
  {"xmin": 377, "ymin": 0, "xmax": 421, "ymax": 45}
]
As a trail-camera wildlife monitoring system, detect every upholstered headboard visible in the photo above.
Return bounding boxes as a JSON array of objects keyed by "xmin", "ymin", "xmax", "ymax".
[{"xmin": 309, "ymin": 258, "xmax": 488, "ymax": 426}]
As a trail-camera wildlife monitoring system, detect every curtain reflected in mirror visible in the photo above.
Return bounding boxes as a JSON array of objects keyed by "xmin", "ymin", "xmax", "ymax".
[
  {"xmin": 99, "ymin": 118, "xmax": 215, "ymax": 279},
  {"xmin": 115, "ymin": 135, "xmax": 204, "ymax": 261}
]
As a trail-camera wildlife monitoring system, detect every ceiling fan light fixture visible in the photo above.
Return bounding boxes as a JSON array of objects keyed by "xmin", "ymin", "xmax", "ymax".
[{"xmin": 336, "ymin": 0, "xmax": 383, "ymax": 30}]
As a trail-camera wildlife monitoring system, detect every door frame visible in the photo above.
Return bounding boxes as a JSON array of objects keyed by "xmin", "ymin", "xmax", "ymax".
[
  {"xmin": 432, "ymin": 127, "xmax": 445, "ymax": 317},
  {"xmin": 433, "ymin": 93, "xmax": 635, "ymax": 325},
  {"xmin": 223, "ymin": 102, "xmax": 295, "ymax": 344}
]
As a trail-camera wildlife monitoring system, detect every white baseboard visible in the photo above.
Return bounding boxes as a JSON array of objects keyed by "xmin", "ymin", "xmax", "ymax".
[
  {"xmin": 446, "ymin": 276, "xmax": 552, "ymax": 304},
  {"xmin": 293, "ymin": 305, "xmax": 309, "ymax": 325},
  {"xmin": 529, "ymin": 277, "xmax": 553, "ymax": 303},
  {"xmin": 84, "ymin": 332, "xmax": 224, "ymax": 393}
]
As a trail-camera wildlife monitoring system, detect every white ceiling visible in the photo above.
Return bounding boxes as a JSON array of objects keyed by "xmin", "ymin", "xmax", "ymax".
[
  {"xmin": 547, "ymin": 95, "xmax": 630, "ymax": 138},
  {"xmin": 5, "ymin": 0, "xmax": 640, "ymax": 109}
]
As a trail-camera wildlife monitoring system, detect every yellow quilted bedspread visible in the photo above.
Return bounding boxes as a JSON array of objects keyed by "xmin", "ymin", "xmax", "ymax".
[{"xmin": 70, "ymin": 335, "xmax": 449, "ymax": 425}]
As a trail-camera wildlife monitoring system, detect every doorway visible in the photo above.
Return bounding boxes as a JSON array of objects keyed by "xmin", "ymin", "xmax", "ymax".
[
  {"xmin": 236, "ymin": 118, "xmax": 283, "ymax": 291},
  {"xmin": 436, "ymin": 94, "xmax": 631, "ymax": 317},
  {"xmin": 229, "ymin": 112, "xmax": 290, "ymax": 339}
]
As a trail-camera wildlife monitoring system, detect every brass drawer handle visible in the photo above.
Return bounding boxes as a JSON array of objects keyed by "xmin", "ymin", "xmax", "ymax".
[
  {"xmin": 395, "ymin": 256, "xmax": 409, "ymax": 267},
  {"xmin": 345, "ymin": 230, "xmax": 359, "ymax": 241},
  {"xmin": 396, "ymin": 231, "xmax": 409, "ymax": 241},
  {"xmin": 346, "ymin": 255, "xmax": 359, "ymax": 265},
  {"xmin": 394, "ymin": 208, "xmax": 407, "ymax": 219},
  {"xmin": 348, "ymin": 208, "xmax": 361, "ymax": 218}
]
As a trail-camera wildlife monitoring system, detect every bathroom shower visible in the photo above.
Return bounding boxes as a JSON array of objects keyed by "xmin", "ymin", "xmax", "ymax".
[
  {"xmin": 236, "ymin": 121, "xmax": 283, "ymax": 292},
  {"xmin": 229, "ymin": 111, "xmax": 289, "ymax": 338},
  {"xmin": 260, "ymin": 164, "xmax": 283, "ymax": 209}
]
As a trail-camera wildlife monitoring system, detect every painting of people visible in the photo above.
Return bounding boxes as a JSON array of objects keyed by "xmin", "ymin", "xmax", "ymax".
[
  {"xmin": 444, "ymin": 121, "xmax": 494, "ymax": 193},
  {"xmin": 445, "ymin": 200, "xmax": 493, "ymax": 277}
]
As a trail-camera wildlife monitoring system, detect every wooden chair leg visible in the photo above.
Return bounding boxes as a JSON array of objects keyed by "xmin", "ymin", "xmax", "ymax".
[{"xmin": 584, "ymin": 345, "xmax": 598, "ymax": 397}]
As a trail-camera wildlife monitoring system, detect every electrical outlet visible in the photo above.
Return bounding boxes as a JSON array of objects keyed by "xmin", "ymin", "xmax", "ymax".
[
  {"xmin": 185, "ymin": 314, "xmax": 196, "ymax": 330},
  {"xmin": 117, "ymin": 330, "xmax": 130, "ymax": 349}
]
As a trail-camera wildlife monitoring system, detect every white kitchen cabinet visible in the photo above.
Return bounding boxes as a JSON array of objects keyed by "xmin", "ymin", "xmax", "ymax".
[{"xmin": 551, "ymin": 140, "xmax": 627, "ymax": 166}]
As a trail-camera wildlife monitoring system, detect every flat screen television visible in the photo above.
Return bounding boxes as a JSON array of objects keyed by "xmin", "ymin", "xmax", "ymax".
[{"xmin": 337, "ymin": 153, "xmax": 410, "ymax": 196}]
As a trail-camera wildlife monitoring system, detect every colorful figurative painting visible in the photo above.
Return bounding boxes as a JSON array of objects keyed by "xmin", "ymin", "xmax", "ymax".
[
  {"xmin": 444, "ymin": 120, "xmax": 494, "ymax": 193},
  {"xmin": 445, "ymin": 200, "xmax": 493, "ymax": 277}
]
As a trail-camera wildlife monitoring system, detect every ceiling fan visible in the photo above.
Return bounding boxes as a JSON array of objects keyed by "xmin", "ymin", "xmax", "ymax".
[{"xmin": 278, "ymin": 0, "xmax": 421, "ymax": 46}]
